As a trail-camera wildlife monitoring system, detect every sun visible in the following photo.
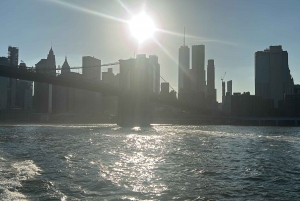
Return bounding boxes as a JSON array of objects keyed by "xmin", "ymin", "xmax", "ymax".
[{"xmin": 129, "ymin": 12, "xmax": 156, "ymax": 43}]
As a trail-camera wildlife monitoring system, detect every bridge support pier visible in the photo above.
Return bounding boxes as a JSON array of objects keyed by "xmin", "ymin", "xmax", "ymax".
[
  {"xmin": 117, "ymin": 91, "xmax": 150, "ymax": 127},
  {"xmin": 117, "ymin": 55, "xmax": 151, "ymax": 127}
]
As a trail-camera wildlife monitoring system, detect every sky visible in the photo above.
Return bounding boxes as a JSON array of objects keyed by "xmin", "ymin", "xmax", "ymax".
[{"xmin": 1, "ymin": 0, "xmax": 300, "ymax": 102}]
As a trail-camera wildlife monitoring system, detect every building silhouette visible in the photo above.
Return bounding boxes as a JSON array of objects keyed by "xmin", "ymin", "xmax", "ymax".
[
  {"xmin": 149, "ymin": 55, "xmax": 160, "ymax": 94},
  {"xmin": 222, "ymin": 80, "xmax": 233, "ymax": 114},
  {"xmin": 102, "ymin": 68, "xmax": 119, "ymax": 115},
  {"xmin": 34, "ymin": 47, "xmax": 56, "ymax": 113},
  {"xmin": 82, "ymin": 56, "xmax": 102, "ymax": 114},
  {"xmin": 0, "ymin": 57, "xmax": 9, "ymax": 109},
  {"xmin": 82, "ymin": 56, "xmax": 101, "ymax": 80},
  {"xmin": 7, "ymin": 46, "xmax": 18, "ymax": 108},
  {"xmin": 17, "ymin": 62, "xmax": 33, "ymax": 110},
  {"xmin": 255, "ymin": 45, "xmax": 294, "ymax": 108},
  {"xmin": 206, "ymin": 59, "xmax": 216, "ymax": 105},
  {"xmin": 231, "ymin": 92, "xmax": 274, "ymax": 117},
  {"xmin": 178, "ymin": 44, "xmax": 190, "ymax": 93},
  {"xmin": 227, "ymin": 80, "xmax": 232, "ymax": 95},
  {"xmin": 118, "ymin": 54, "xmax": 150, "ymax": 126},
  {"xmin": 191, "ymin": 45, "xmax": 205, "ymax": 92}
]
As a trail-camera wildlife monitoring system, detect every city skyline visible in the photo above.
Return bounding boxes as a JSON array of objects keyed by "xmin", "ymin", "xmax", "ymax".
[{"xmin": 2, "ymin": 0, "xmax": 300, "ymax": 102}]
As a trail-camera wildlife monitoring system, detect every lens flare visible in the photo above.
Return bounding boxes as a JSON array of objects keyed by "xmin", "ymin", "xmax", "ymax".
[{"xmin": 129, "ymin": 12, "xmax": 156, "ymax": 43}]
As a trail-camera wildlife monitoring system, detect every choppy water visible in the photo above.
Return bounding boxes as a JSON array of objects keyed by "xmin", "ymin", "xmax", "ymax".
[{"xmin": 0, "ymin": 125, "xmax": 300, "ymax": 200}]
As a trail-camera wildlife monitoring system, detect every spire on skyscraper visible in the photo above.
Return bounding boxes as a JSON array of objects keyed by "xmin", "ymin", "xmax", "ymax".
[{"xmin": 61, "ymin": 56, "xmax": 70, "ymax": 74}]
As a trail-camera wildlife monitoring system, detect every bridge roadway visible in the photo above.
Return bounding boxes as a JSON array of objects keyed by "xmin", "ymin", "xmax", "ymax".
[{"xmin": 0, "ymin": 65, "xmax": 208, "ymax": 113}]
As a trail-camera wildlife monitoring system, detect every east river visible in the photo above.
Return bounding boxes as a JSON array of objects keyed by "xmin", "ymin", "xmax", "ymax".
[{"xmin": 0, "ymin": 125, "xmax": 300, "ymax": 200}]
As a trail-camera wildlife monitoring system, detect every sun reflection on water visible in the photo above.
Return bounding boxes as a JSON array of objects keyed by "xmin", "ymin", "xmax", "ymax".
[{"xmin": 98, "ymin": 132, "xmax": 168, "ymax": 194}]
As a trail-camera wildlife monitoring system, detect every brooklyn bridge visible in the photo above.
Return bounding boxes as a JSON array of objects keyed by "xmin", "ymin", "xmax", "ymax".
[{"xmin": 0, "ymin": 54, "xmax": 209, "ymax": 127}]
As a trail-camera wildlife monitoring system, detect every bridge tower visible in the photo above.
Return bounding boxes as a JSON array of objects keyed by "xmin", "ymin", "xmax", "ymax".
[{"xmin": 117, "ymin": 55, "xmax": 151, "ymax": 127}]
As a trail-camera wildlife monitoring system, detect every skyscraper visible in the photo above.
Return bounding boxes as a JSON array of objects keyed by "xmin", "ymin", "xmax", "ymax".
[
  {"xmin": 82, "ymin": 56, "xmax": 101, "ymax": 80},
  {"xmin": 46, "ymin": 47, "xmax": 56, "ymax": 76},
  {"xmin": 82, "ymin": 56, "xmax": 102, "ymax": 112},
  {"xmin": 206, "ymin": 59, "xmax": 216, "ymax": 102},
  {"xmin": 7, "ymin": 46, "xmax": 18, "ymax": 108},
  {"xmin": 255, "ymin": 46, "xmax": 293, "ymax": 108},
  {"xmin": 149, "ymin": 55, "xmax": 160, "ymax": 94},
  {"xmin": 178, "ymin": 45, "xmax": 190, "ymax": 92},
  {"xmin": 222, "ymin": 81, "xmax": 226, "ymax": 104},
  {"xmin": 34, "ymin": 47, "xmax": 56, "ymax": 113},
  {"xmin": 0, "ymin": 57, "xmax": 9, "ymax": 109},
  {"xmin": 192, "ymin": 45, "xmax": 205, "ymax": 92},
  {"xmin": 227, "ymin": 80, "xmax": 232, "ymax": 95}
]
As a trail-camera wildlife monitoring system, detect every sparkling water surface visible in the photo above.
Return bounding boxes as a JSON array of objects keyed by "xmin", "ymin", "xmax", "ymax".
[{"xmin": 0, "ymin": 124, "xmax": 300, "ymax": 200}]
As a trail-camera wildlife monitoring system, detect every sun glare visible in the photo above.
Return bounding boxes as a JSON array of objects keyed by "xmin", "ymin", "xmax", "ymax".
[{"xmin": 129, "ymin": 12, "xmax": 156, "ymax": 43}]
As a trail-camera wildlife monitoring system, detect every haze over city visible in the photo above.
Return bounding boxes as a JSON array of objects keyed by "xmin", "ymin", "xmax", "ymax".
[
  {"xmin": 2, "ymin": 1, "xmax": 300, "ymax": 200},
  {"xmin": 2, "ymin": 0, "xmax": 300, "ymax": 101}
]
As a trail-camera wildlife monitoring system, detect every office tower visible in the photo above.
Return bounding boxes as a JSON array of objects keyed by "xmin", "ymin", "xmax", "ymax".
[
  {"xmin": 102, "ymin": 68, "xmax": 119, "ymax": 114},
  {"xmin": 16, "ymin": 62, "xmax": 33, "ymax": 110},
  {"xmin": 34, "ymin": 47, "xmax": 56, "ymax": 113},
  {"xmin": 178, "ymin": 45, "xmax": 190, "ymax": 92},
  {"xmin": 46, "ymin": 47, "xmax": 56, "ymax": 75},
  {"xmin": 7, "ymin": 46, "xmax": 18, "ymax": 108},
  {"xmin": 53, "ymin": 58, "xmax": 70, "ymax": 114},
  {"xmin": 82, "ymin": 56, "xmax": 101, "ymax": 80},
  {"xmin": 61, "ymin": 57, "xmax": 71, "ymax": 74},
  {"xmin": 255, "ymin": 46, "xmax": 293, "ymax": 108},
  {"xmin": 192, "ymin": 45, "xmax": 205, "ymax": 92},
  {"xmin": 222, "ymin": 81, "xmax": 226, "ymax": 103},
  {"xmin": 227, "ymin": 80, "xmax": 232, "ymax": 95},
  {"xmin": 0, "ymin": 57, "xmax": 9, "ymax": 109},
  {"xmin": 82, "ymin": 56, "xmax": 102, "ymax": 112},
  {"xmin": 206, "ymin": 59, "xmax": 216, "ymax": 101},
  {"xmin": 161, "ymin": 82, "xmax": 169, "ymax": 94},
  {"xmin": 149, "ymin": 55, "xmax": 160, "ymax": 94}
]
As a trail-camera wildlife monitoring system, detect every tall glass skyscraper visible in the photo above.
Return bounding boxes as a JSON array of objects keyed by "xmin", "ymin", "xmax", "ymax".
[{"xmin": 255, "ymin": 46, "xmax": 294, "ymax": 108}]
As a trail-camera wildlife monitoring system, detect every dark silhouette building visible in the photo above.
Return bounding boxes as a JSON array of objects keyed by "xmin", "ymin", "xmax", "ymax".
[
  {"xmin": 34, "ymin": 47, "xmax": 56, "ymax": 113},
  {"xmin": 7, "ymin": 46, "xmax": 19, "ymax": 108},
  {"xmin": 149, "ymin": 55, "xmax": 160, "ymax": 94},
  {"xmin": 178, "ymin": 44, "xmax": 190, "ymax": 94},
  {"xmin": 255, "ymin": 46, "xmax": 294, "ymax": 108},
  {"xmin": 206, "ymin": 59, "xmax": 216, "ymax": 107},
  {"xmin": 118, "ymin": 54, "xmax": 151, "ymax": 126},
  {"xmin": 161, "ymin": 82, "xmax": 169, "ymax": 94},
  {"xmin": 284, "ymin": 85, "xmax": 300, "ymax": 117},
  {"xmin": 191, "ymin": 45, "xmax": 205, "ymax": 92},
  {"xmin": 231, "ymin": 92, "xmax": 274, "ymax": 117},
  {"xmin": 82, "ymin": 56, "xmax": 101, "ymax": 80},
  {"xmin": 0, "ymin": 57, "xmax": 9, "ymax": 109},
  {"xmin": 102, "ymin": 68, "xmax": 119, "ymax": 115}
]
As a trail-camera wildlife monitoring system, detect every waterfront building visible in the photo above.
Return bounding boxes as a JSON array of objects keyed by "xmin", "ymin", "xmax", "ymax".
[
  {"xmin": 34, "ymin": 47, "xmax": 56, "ymax": 113},
  {"xmin": 102, "ymin": 68, "xmax": 119, "ymax": 115},
  {"xmin": 191, "ymin": 45, "xmax": 205, "ymax": 92},
  {"xmin": 255, "ymin": 45, "xmax": 294, "ymax": 108},
  {"xmin": 178, "ymin": 45, "xmax": 190, "ymax": 94},
  {"xmin": 149, "ymin": 55, "xmax": 160, "ymax": 94},
  {"xmin": 82, "ymin": 56, "xmax": 101, "ymax": 80},
  {"xmin": 0, "ymin": 57, "xmax": 9, "ymax": 109},
  {"xmin": 82, "ymin": 56, "xmax": 102, "ymax": 113},
  {"xmin": 227, "ymin": 80, "xmax": 232, "ymax": 95},
  {"xmin": 7, "ymin": 46, "xmax": 18, "ymax": 108},
  {"xmin": 206, "ymin": 59, "xmax": 217, "ymax": 107},
  {"xmin": 231, "ymin": 92, "xmax": 274, "ymax": 117}
]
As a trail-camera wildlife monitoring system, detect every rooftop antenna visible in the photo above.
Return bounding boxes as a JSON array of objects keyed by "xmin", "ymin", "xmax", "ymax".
[{"xmin": 183, "ymin": 27, "xmax": 186, "ymax": 46}]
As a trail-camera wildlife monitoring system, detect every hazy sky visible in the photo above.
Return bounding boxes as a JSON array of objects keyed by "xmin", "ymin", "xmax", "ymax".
[{"xmin": 1, "ymin": 0, "xmax": 300, "ymax": 102}]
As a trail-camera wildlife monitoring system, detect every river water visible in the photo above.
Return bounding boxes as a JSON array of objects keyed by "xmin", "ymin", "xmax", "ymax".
[{"xmin": 0, "ymin": 124, "xmax": 300, "ymax": 200}]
